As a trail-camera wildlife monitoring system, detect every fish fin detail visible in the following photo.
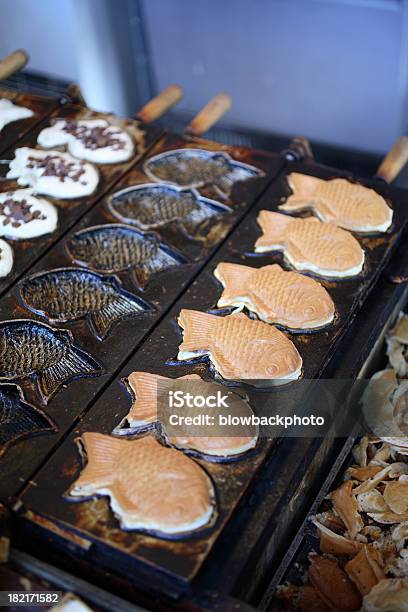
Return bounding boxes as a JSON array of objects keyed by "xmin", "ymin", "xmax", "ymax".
[
  {"xmin": 71, "ymin": 432, "xmax": 122, "ymax": 493},
  {"xmin": 135, "ymin": 246, "xmax": 185, "ymax": 287},
  {"xmin": 287, "ymin": 173, "xmax": 321, "ymax": 197},
  {"xmin": 90, "ymin": 292, "xmax": 150, "ymax": 339},
  {"xmin": 279, "ymin": 196, "xmax": 315, "ymax": 212},
  {"xmin": 0, "ymin": 389, "xmax": 55, "ymax": 458},
  {"xmin": 215, "ymin": 263, "xmax": 254, "ymax": 305},
  {"xmin": 178, "ymin": 310, "xmax": 217, "ymax": 353},
  {"xmin": 255, "ymin": 211, "xmax": 292, "ymax": 251},
  {"xmin": 37, "ymin": 347, "xmax": 101, "ymax": 403},
  {"xmin": 215, "ymin": 164, "xmax": 263, "ymax": 197}
]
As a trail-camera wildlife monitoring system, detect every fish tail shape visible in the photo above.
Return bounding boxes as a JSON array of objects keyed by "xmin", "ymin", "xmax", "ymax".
[
  {"xmin": 70, "ymin": 432, "xmax": 121, "ymax": 495},
  {"xmin": 214, "ymin": 262, "xmax": 254, "ymax": 306},
  {"xmin": 255, "ymin": 210, "xmax": 292, "ymax": 252},
  {"xmin": 135, "ymin": 245, "xmax": 185, "ymax": 287},
  {"xmin": 215, "ymin": 164, "xmax": 260, "ymax": 198},
  {"xmin": 182, "ymin": 194, "xmax": 226, "ymax": 235},
  {"xmin": 91, "ymin": 291, "xmax": 151, "ymax": 339},
  {"xmin": 37, "ymin": 346, "xmax": 102, "ymax": 402},
  {"xmin": 126, "ymin": 371, "xmax": 160, "ymax": 425},
  {"xmin": 280, "ymin": 173, "xmax": 321, "ymax": 212},
  {"xmin": 178, "ymin": 309, "xmax": 217, "ymax": 356}
]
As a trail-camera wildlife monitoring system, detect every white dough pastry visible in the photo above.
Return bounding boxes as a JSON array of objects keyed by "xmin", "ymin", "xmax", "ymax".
[
  {"xmin": 0, "ymin": 239, "xmax": 13, "ymax": 277},
  {"xmin": 0, "ymin": 99, "xmax": 33, "ymax": 132},
  {"xmin": 6, "ymin": 148, "xmax": 99, "ymax": 199},
  {"xmin": 38, "ymin": 118, "xmax": 134, "ymax": 164},
  {"xmin": 0, "ymin": 189, "xmax": 57, "ymax": 239}
]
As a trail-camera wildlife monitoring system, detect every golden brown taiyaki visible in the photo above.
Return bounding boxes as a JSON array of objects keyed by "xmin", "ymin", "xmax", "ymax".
[
  {"xmin": 255, "ymin": 211, "xmax": 364, "ymax": 278},
  {"xmin": 280, "ymin": 173, "xmax": 392, "ymax": 233},
  {"xmin": 214, "ymin": 262, "xmax": 335, "ymax": 330},
  {"xmin": 119, "ymin": 371, "xmax": 258, "ymax": 458},
  {"xmin": 177, "ymin": 309, "xmax": 302, "ymax": 383},
  {"xmin": 69, "ymin": 432, "xmax": 216, "ymax": 535}
]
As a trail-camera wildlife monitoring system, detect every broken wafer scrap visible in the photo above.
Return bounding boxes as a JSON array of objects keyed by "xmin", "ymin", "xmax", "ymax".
[
  {"xmin": 255, "ymin": 211, "xmax": 364, "ymax": 278},
  {"xmin": 280, "ymin": 173, "xmax": 393, "ymax": 233},
  {"xmin": 69, "ymin": 432, "xmax": 216, "ymax": 536},
  {"xmin": 118, "ymin": 371, "xmax": 258, "ymax": 458},
  {"xmin": 177, "ymin": 309, "xmax": 302, "ymax": 384},
  {"xmin": 214, "ymin": 262, "xmax": 335, "ymax": 329}
]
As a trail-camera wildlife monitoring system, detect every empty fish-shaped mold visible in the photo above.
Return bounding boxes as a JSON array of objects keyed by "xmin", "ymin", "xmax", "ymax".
[
  {"xmin": 0, "ymin": 383, "xmax": 55, "ymax": 458},
  {"xmin": 66, "ymin": 224, "xmax": 187, "ymax": 287},
  {"xmin": 144, "ymin": 149, "xmax": 264, "ymax": 198},
  {"xmin": 108, "ymin": 183, "xmax": 230, "ymax": 238},
  {"xmin": 19, "ymin": 268, "xmax": 152, "ymax": 340},
  {"xmin": 0, "ymin": 319, "xmax": 102, "ymax": 403}
]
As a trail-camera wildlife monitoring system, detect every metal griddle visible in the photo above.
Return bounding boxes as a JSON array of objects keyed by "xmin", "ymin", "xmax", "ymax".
[
  {"xmin": 0, "ymin": 133, "xmax": 282, "ymax": 504},
  {"xmin": 11, "ymin": 153, "xmax": 408, "ymax": 605},
  {"xmin": 1, "ymin": 61, "xmax": 408, "ymax": 610}
]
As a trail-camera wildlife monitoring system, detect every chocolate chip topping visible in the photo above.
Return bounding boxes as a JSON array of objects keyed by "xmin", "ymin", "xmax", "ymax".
[
  {"xmin": 63, "ymin": 121, "xmax": 126, "ymax": 151},
  {"xmin": 27, "ymin": 155, "xmax": 86, "ymax": 183},
  {"xmin": 0, "ymin": 197, "xmax": 46, "ymax": 228}
]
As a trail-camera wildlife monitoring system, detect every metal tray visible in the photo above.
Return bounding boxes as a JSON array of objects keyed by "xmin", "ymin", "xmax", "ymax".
[{"xmin": 13, "ymin": 161, "xmax": 407, "ymax": 602}]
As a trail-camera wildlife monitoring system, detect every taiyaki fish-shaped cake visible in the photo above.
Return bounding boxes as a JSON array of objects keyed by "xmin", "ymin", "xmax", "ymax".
[
  {"xmin": 69, "ymin": 432, "xmax": 216, "ymax": 535},
  {"xmin": 214, "ymin": 262, "xmax": 335, "ymax": 330},
  {"xmin": 0, "ymin": 239, "xmax": 13, "ymax": 278},
  {"xmin": 38, "ymin": 119, "xmax": 134, "ymax": 164},
  {"xmin": 255, "ymin": 211, "xmax": 364, "ymax": 278},
  {"xmin": 177, "ymin": 309, "xmax": 302, "ymax": 384},
  {"xmin": 279, "ymin": 173, "xmax": 393, "ymax": 233},
  {"xmin": 6, "ymin": 148, "xmax": 99, "ymax": 199},
  {"xmin": 0, "ymin": 98, "xmax": 33, "ymax": 132},
  {"xmin": 0, "ymin": 189, "xmax": 57, "ymax": 239},
  {"xmin": 119, "ymin": 371, "xmax": 258, "ymax": 458}
]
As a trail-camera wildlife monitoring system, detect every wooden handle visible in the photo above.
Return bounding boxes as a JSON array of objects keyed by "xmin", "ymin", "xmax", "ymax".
[
  {"xmin": 136, "ymin": 84, "xmax": 183, "ymax": 123},
  {"xmin": 185, "ymin": 93, "xmax": 232, "ymax": 136},
  {"xmin": 0, "ymin": 49, "xmax": 29, "ymax": 81},
  {"xmin": 376, "ymin": 136, "xmax": 408, "ymax": 183}
]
